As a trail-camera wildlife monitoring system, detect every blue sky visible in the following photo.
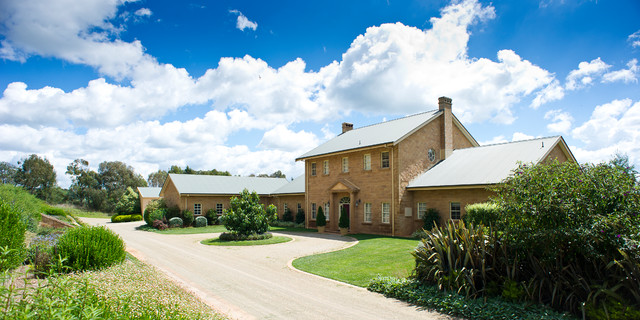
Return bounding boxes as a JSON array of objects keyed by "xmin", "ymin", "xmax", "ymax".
[{"xmin": 1, "ymin": 0, "xmax": 639, "ymax": 187}]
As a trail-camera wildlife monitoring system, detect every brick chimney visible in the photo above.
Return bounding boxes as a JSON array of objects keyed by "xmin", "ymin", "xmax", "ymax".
[
  {"xmin": 342, "ymin": 122, "xmax": 353, "ymax": 133},
  {"xmin": 439, "ymin": 96, "xmax": 453, "ymax": 160}
]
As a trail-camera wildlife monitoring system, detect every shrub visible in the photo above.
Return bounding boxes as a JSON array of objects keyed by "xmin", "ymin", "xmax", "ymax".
[
  {"xmin": 168, "ymin": 217, "xmax": 183, "ymax": 228},
  {"xmin": 219, "ymin": 189, "xmax": 276, "ymax": 236},
  {"xmin": 339, "ymin": 206, "xmax": 349, "ymax": 229},
  {"xmin": 463, "ymin": 202, "xmax": 500, "ymax": 227},
  {"xmin": 27, "ymin": 233, "xmax": 62, "ymax": 276},
  {"xmin": 0, "ymin": 199, "xmax": 26, "ymax": 271},
  {"xmin": 111, "ymin": 214, "xmax": 143, "ymax": 223},
  {"xmin": 316, "ymin": 206, "xmax": 326, "ymax": 227},
  {"xmin": 282, "ymin": 208, "xmax": 293, "ymax": 222},
  {"xmin": 219, "ymin": 232, "xmax": 272, "ymax": 241},
  {"xmin": 143, "ymin": 199, "xmax": 167, "ymax": 225},
  {"xmin": 56, "ymin": 226, "xmax": 125, "ymax": 272},
  {"xmin": 270, "ymin": 220, "xmax": 305, "ymax": 228},
  {"xmin": 205, "ymin": 209, "xmax": 218, "ymax": 225},
  {"xmin": 182, "ymin": 210, "xmax": 194, "ymax": 227},
  {"xmin": 368, "ymin": 276, "xmax": 574, "ymax": 320},
  {"xmin": 114, "ymin": 186, "xmax": 141, "ymax": 216},
  {"xmin": 295, "ymin": 209, "xmax": 305, "ymax": 224},
  {"xmin": 194, "ymin": 216, "xmax": 207, "ymax": 228},
  {"xmin": 152, "ymin": 219, "xmax": 168, "ymax": 230},
  {"xmin": 411, "ymin": 229, "xmax": 427, "ymax": 239},
  {"xmin": 165, "ymin": 206, "xmax": 181, "ymax": 220},
  {"xmin": 43, "ymin": 206, "xmax": 68, "ymax": 216},
  {"xmin": 422, "ymin": 208, "xmax": 441, "ymax": 230},
  {"xmin": 0, "ymin": 184, "xmax": 44, "ymax": 232}
]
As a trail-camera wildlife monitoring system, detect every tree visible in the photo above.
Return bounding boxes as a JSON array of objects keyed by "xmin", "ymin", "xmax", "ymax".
[
  {"xmin": 66, "ymin": 159, "xmax": 105, "ymax": 210},
  {"xmin": 219, "ymin": 189, "xmax": 277, "ymax": 236},
  {"xmin": 269, "ymin": 170, "xmax": 286, "ymax": 178},
  {"xmin": 114, "ymin": 187, "xmax": 141, "ymax": 215},
  {"xmin": 0, "ymin": 162, "xmax": 17, "ymax": 185},
  {"xmin": 15, "ymin": 154, "xmax": 57, "ymax": 201},
  {"xmin": 98, "ymin": 161, "xmax": 147, "ymax": 213},
  {"xmin": 147, "ymin": 170, "xmax": 168, "ymax": 187}
]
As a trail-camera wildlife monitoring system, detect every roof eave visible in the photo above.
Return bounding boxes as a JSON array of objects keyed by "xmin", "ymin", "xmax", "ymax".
[{"xmin": 407, "ymin": 184, "xmax": 494, "ymax": 191}]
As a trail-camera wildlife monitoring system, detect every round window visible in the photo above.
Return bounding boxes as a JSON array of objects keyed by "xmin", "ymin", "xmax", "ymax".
[{"xmin": 428, "ymin": 148, "xmax": 436, "ymax": 162}]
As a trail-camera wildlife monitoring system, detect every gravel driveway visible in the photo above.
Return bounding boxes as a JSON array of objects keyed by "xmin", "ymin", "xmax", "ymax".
[{"xmin": 83, "ymin": 218, "xmax": 451, "ymax": 320}]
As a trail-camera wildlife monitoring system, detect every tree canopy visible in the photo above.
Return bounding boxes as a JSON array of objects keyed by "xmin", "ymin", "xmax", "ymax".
[{"xmin": 15, "ymin": 154, "xmax": 57, "ymax": 202}]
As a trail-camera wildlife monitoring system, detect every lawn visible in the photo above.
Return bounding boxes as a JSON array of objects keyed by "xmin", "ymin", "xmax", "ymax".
[
  {"xmin": 201, "ymin": 235, "xmax": 292, "ymax": 246},
  {"xmin": 60, "ymin": 206, "xmax": 111, "ymax": 219},
  {"xmin": 138, "ymin": 224, "xmax": 316, "ymax": 234},
  {"xmin": 292, "ymin": 234, "xmax": 420, "ymax": 287},
  {"xmin": 269, "ymin": 225, "xmax": 316, "ymax": 233}
]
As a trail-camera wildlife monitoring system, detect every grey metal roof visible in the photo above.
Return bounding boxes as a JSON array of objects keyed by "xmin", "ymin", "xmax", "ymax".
[
  {"xmin": 137, "ymin": 187, "xmax": 161, "ymax": 198},
  {"xmin": 407, "ymin": 136, "xmax": 564, "ymax": 188},
  {"xmin": 167, "ymin": 174, "xmax": 289, "ymax": 195},
  {"xmin": 297, "ymin": 110, "xmax": 440, "ymax": 160},
  {"xmin": 271, "ymin": 175, "xmax": 305, "ymax": 195}
]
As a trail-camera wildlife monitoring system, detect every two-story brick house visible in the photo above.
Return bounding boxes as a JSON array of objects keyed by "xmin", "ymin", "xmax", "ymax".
[{"xmin": 296, "ymin": 97, "xmax": 575, "ymax": 236}]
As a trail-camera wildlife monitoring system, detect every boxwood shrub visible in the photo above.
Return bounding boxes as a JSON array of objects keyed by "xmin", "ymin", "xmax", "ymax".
[
  {"xmin": 168, "ymin": 217, "xmax": 183, "ymax": 228},
  {"xmin": 194, "ymin": 216, "xmax": 207, "ymax": 228},
  {"xmin": 111, "ymin": 214, "xmax": 143, "ymax": 223},
  {"xmin": 219, "ymin": 232, "xmax": 272, "ymax": 241},
  {"xmin": 56, "ymin": 226, "xmax": 125, "ymax": 272}
]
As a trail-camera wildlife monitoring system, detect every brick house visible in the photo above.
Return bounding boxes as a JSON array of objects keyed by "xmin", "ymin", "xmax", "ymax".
[
  {"xmin": 137, "ymin": 187, "xmax": 161, "ymax": 215},
  {"xmin": 296, "ymin": 97, "xmax": 575, "ymax": 236}
]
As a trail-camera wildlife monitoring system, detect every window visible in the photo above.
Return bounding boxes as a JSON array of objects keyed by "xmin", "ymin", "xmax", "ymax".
[
  {"xmin": 417, "ymin": 202, "xmax": 427, "ymax": 219},
  {"xmin": 312, "ymin": 203, "xmax": 317, "ymax": 219},
  {"xmin": 382, "ymin": 203, "xmax": 390, "ymax": 223},
  {"xmin": 342, "ymin": 157, "xmax": 349, "ymax": 173},
  {"xmin": 324, "ymin": 203, "xmax": 330, "ymax": 221},
  {"xmin": 283, "ymin": 203, "xmax": 288, "ymax": 213},
  {"xmin": 297, "ymin": 203, "xmax": 302, "ymax": 213},
  {"xmin": 381, "ymin": 151, "xmax": 390, "ymax": 168},
  {"xmin": 450, "ymin": 202, "xmax": 461, "ymax": 220},
  {"xmin": 216, "ymin": 203, "xmax": 223, "ymax": 215},
  {"xmin": 363, "ymin": 154, "xmax": 371, "ymax": 170},
  {"xmin": 193, "ymin": 203, "xmax": 202, "ymax": 215},
  {"xmin": 323, "ymin": 160, "xmax": 329, "ymax": 175},
  {"xmin": 311, "ymin": 163, "xmax": 317, "ymax": 176},
  {"xmin": 364, "ymin": 203, "xmax": 372, "ymax": 222}
]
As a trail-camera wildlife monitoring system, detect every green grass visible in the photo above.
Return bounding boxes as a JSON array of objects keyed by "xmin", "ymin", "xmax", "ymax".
[
  {"xmin": 62, "ymin": 206, "xmax": 111, "ymax": 219},
  {"xmin": 201, "ymin": 235, "xmax": 292, "ymax": 246},
  {"xmin": 292, "ymin": 234, "xmax": 419, "ymax": 287},
  {"xmin": 137, "ymin": 224, "xmax": 228, "ymax": 234}
]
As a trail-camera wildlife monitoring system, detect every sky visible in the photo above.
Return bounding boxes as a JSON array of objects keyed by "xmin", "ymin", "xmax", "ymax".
[{"xmin": 1, "ymin": 0, "xmax": 639, "ymax": 188}]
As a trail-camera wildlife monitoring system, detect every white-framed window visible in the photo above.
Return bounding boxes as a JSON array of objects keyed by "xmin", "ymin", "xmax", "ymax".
[
  {"xmin": 417, "ymin": 202, "xmax": 427, "ymax": 219},
  {"xmin": 216, "ymin": 203, "xmax": 223, "ymax": 215},
  {"xmin": 342, "ymin": 157, "xmax": 349, "ymax": 173},
  {"xmin": 381, "ymin": 151, "xmax": 390, "ymax": 168},
  {"xmin": 382, "ymin": 203, "xmax": 390, "ymax": 223},
  {"xmin": 312, "ymin": 203, "xmax": 317, "ymax": 219},
  {"xmin": 323, "ymin": 160, "xmax": 329, "ymax": 175},
  {"xmin": 283, "ymin": 203, "xmax": 288, "ymax": 214},
  {"xmin": 450, "ymin": 202, "xmax": 461, "ymax": 220},
  {"xmin": 364, "ymin": 203, "xmax": 372, "ymax": 222},
  {"xmin": 311, "ymin": 162, "xmax": 317, "ymax": 176},
  {"xmin": 363, "ymin": 154, "xmax": 371, "ymax": 170},
  {"xmin": 194, "ymin": 203, "xmax": 202, "ymax": 215},
  {"xmin": 324, "ymin": 203, "xmax": 330, "ymax": 221},
  {"xmin": 297, "ymin": 203, "xmax": 302, "ymax": 213}
]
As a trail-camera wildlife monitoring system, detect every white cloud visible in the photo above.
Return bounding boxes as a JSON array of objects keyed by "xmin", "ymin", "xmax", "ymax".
[
  {"xmin": 229, "ymin": 9, "xmax": 258, "ymax": 31},
  {"xmin": 480, "ymin": 135, "xmax": 508, "ymax": 145},
  {"xmin": 531, "ymin": 79, "xmax": 564, "ymax": 108},
  {"xmin": 544, "ymin": 109, "xmax": 573, "ymax": 133},
  {"xmin": 258, "ymin": 125, "xmax": 319, "ymax": 152},
  {"xmin": 512, "ymin": 132, "xmax": 535, "ymax": 141},
  {"xmin": 565, "ymin": 57, "xmax": 610, "ymax": 91},
  {"xmin": 602, "ymin": 59, "xmax": 639, "ymax": 84},
  {"xmin": 629, "ymin": 30, "xmax": 640, "ymax": 48},
  {"xmin": 134, "ymin": 8, "xmax": 152, "ymax": 17}
]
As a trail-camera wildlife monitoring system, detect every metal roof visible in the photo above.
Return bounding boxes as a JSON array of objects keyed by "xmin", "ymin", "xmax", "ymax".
[
  {"xmin": 137, "ymin": 187, "xmax": 161, "ymax": 198},
  {"xmin": 271, "ymin": 175, "xmax": 305, "ymax": 195},
  {"xmin": 296, "ymin": 110, "xmax": 441, "ymax": 160},
  {"xmin": 407, "ymin": 136, "xmax": 564, "ymax": 189},
  {"xmin": 166, "ymin": 174, "xmax": 289, "ymax": 195}
]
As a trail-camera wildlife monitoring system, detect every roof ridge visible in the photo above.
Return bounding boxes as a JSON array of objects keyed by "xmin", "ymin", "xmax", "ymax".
[
  {"xmin": 342, "ymin": 109, "xmax": 439, "ymax": 133},
  {"xmin": 476, "ymin": 135, "xmax": 560, "ymax": 149}
]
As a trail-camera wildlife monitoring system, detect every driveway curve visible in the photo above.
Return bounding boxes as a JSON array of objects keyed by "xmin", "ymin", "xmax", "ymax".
[{"xmin": 83, "ymin": 218, "xmax": 451, "ymax": 320}]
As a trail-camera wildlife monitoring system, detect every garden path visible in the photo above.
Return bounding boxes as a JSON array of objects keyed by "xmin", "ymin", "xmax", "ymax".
[{"xmin": 82, "ymin": 218, "xmax": 451, "ymax": 320}]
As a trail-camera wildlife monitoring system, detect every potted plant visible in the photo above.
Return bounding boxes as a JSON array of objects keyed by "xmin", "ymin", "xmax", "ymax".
[
  {"xmin": 316, "ymin": 206, "xmax": 326, "ymax": 233},
  {"xmin": 339, "ymin": 206, "xmax": 349, "ymax": 235}
]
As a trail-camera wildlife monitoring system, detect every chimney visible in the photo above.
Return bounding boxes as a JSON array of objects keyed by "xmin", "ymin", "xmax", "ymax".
[
  {"xmin": 342, "ymin": 122, "xmax": 353, "ymax": 133},
  {"xmin": 439, "ymin": 96, "xmax": 453, "ymax": 160}
]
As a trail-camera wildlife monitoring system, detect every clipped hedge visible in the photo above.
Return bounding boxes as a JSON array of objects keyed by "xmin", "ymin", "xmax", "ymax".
[
  {"xmin": 463, "ymin": 202, "xmax": 501, "ymax": 226},
  {"xmin": 194, "ymin": 216, "xmax": 207, "ymax": 228},
  {"xmin": 111, "ymin": 214, "xmax": 143, "ymax": 223},
  {"xmin": 219, "ymin": 232, "xmax": 273, "ymax": 241},
  {"xmin": 168, "ymin": 217, "xmax": 183, "ymax": 228},
  {"xmin": 368, "ymin": 276, "xmax": 574, "ymax": 320},
  {"xmin": 56, "ymin": 226, "xmax": 125, "ymax": 272}
]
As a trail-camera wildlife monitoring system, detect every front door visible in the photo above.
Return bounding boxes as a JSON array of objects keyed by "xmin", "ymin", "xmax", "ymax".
[{"xmin": 338, "ymin": 196, "xmax": 350, "ymax": 230}]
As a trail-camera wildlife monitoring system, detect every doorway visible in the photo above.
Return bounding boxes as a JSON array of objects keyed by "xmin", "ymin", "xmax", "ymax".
[{"xmin": 338, "ymin": 196, "xmax": 350, "ymax": 229}]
